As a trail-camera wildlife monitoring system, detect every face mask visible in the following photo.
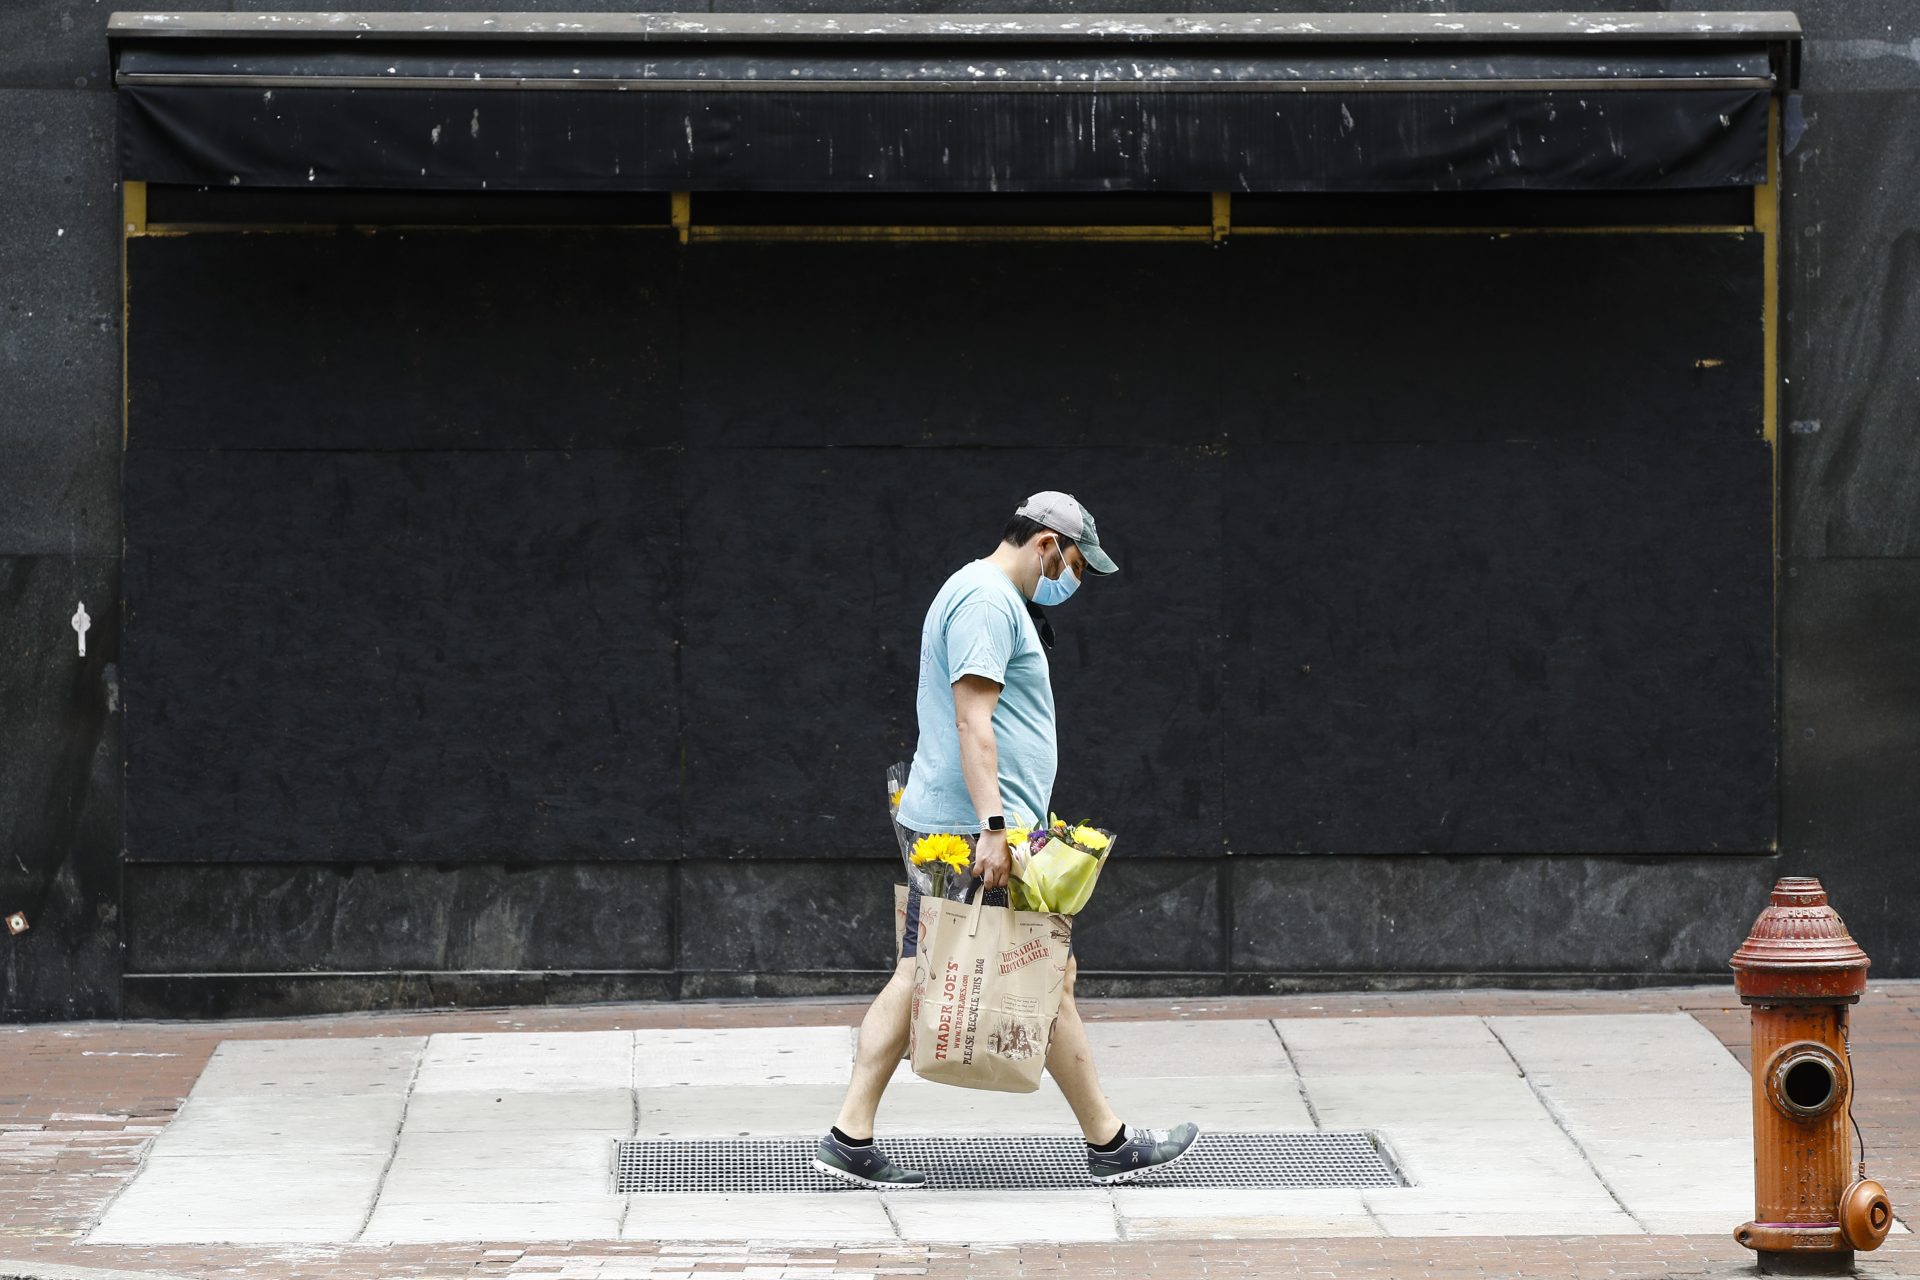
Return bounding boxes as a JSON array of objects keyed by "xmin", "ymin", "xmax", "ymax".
[{"xmin": 1032, "ymin": 539, "xmax": 1081, "ymax": 607}]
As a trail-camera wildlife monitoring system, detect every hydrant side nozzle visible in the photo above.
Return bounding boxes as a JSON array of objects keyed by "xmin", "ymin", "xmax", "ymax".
[{"xmin": 1839, "ymin": 1179, "xmax": 1892, "ymax": 1252}]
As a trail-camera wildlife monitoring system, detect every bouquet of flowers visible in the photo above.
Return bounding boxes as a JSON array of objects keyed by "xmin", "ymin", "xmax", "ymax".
[
  {"xmin": 1006, "ymin": 814, "xmax": 1114, "ymax": 915},
  {"xmin": 888, "ymin": 761, "xmax": 973, "ymax": 899},
  {"xmin": 886, "ymin": 762, "xmax": 1115, "ymax": 914}
]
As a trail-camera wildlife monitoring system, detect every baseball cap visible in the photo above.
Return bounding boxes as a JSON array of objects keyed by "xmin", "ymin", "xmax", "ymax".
[{"xmin": 1016, "ymin": 491, "xmax": 1119, "ymax": 576}]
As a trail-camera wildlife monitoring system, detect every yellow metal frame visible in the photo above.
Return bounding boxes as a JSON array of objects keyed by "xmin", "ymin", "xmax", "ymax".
[
  {"xmin": 1758, "ymin": 99, "xmax": 1781, "ymax": 451},
  {"xmin": 132, "ymin": 185, "xmax": 1759, "ymax": 242},
  {"xmin": 121, "ymin": 180, "xmax": 145, "ymax": 447},
  {"xmin": 671, "ymin": 190, "xmax": 692, "ymax": 244},
  {"xmin": 683, "ymin": 222, "xmax": 1214, "ymax": 243}
]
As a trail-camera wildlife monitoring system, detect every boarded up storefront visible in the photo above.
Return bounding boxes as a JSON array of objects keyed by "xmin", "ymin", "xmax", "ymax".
[{"xmin": 109, "ymin": 12, "xmax": 1799, "ymax": 1014}]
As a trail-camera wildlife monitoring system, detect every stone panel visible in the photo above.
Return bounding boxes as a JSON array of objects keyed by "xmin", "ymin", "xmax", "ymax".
[
  {"xmin": 124, "ymin": 861, "xmax": 675, "ymax": 973},
  {"xmin": 0, "ymin": 89, "xmax": 119, "ymax": 556},
  {"xmin": 1780, "ymin": 89, "xmax": 1920, "ymax": 558},
  {"xmin": 0, "ymin": 2, "xmax": 115, "ymax": 92},
  {"xmin": 1780, "ymin": 557, "xmax": 1920, "ymax": 976},
  {"xmin": 0, "ymin": 554, "xmax": 121, "ymax": 1019},
  {"xmin": 1070, "ymin": 859, "xmax": 1223, "ymax": 973},
  {"xmin": 1229, "ymin": 855, "xmax": 1777, "ymax": 976},
  {"xmin": 676, "ymin": 860, "xmax": 899, "ymax": 974}
]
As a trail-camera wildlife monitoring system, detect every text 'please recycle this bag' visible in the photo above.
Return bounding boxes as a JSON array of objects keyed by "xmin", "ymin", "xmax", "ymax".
[{"xmin": 908, "ymin": 892, "xmax": 1072, "ymax": 1093}]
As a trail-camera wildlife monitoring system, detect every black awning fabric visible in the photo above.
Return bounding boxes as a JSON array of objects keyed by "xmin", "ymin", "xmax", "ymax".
[
  {"xmin": 119, "ymin": 83, "xmax": 1770, "ymax": 194},
  {"xmin": 111, "ymin": 17, "xmax": 1787, "ymax": 194}
]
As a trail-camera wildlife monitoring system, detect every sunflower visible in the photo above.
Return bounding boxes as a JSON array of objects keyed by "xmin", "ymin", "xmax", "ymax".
[
  {"xmin": 911, "ymin": 833, "xmax": 973, "ymax": 871},
  {"xmin": 888, "ymin": 787, "xmax": 904, "ymax": 810},
  {"xmin": 1070, "ymin": 825, "xmax": 1110, "ymax": 852}
]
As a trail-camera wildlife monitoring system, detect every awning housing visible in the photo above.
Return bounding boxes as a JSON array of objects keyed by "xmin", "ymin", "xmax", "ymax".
[{"xmin": 109, "ymin": 11, "xmax": 1802, "ymax": 195}]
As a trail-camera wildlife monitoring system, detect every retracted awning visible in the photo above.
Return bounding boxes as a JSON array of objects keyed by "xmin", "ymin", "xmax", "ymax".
[{"xmin": 108, "ymin": 11, "xmax": 1801, "ymax": 194}]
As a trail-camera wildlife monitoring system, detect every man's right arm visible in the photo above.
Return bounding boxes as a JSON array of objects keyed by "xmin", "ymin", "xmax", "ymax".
[{"xmin": 953, "ymin": 674, "xmax": 1011, "ymax": 889}]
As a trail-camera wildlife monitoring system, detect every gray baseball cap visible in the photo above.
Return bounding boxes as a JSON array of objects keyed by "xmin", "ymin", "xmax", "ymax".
[{"xmin": 1016, "ymin": 491, "xmax": 1119, "ymax": 575}]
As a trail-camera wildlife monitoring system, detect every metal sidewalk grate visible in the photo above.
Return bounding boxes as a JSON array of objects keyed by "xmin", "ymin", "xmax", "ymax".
[{"xmin": 613, "ymin": 1130, "xmax": 1405, "ymax": 1193}]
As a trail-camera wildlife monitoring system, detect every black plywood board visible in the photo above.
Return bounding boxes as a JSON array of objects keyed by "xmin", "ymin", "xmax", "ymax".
[
  {"xmin": 1223, "ymin": 439, "xmax": 1776, "ymax": 853},
  {"xmin": 125, "ymin": 229, "xmax": 1770, "ymax": 863},
  {"xmin": 678, "ymin": 446, "xmax": 1224, "ymax": 857},
  {"xmin": 124, "ymin": 450, "xmax": 682, "ymax": 862},
  {"xmin": 681, "ymin": 235, "xmax": 1763, "ymax": 448},
  {"xmin": 126, "ymin": 231, "xmax": 683, "ymax": 451}
]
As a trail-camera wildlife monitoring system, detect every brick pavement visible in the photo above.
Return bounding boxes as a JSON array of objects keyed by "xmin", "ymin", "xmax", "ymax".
[{"xmin": 3, "ymin": 983, "xmax": 1917, "ymax": 1280}]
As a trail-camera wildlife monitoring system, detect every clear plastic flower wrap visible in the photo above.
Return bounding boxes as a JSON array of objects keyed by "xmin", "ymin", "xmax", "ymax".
[{"xmin": 887, "ymin": 760, "xmax": 974, "ymax": 900}]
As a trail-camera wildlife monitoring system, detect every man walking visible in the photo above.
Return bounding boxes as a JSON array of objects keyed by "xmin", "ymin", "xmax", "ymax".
[{"xmin": 814, "ymin": 491, "xmax": 1200, "ymax": 1189}]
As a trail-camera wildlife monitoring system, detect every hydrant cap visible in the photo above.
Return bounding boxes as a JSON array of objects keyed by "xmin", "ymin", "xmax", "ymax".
[{"xmin": 1730, "ymin": 877, "xmax": 1870, "ymax": 1001}]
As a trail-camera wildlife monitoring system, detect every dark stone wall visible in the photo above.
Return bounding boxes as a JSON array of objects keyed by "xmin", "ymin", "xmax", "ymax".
[
  {"xmin": 1773, "ymin": 0, "xmax": 1920, "ymax": 981},
  {"xmin": 0, "ymin": 12, "xmax": 123, "ymax": 1018},
  {"xmin": 6, "ymin": 0, "xmax": 1919, "ymax": 1019}
]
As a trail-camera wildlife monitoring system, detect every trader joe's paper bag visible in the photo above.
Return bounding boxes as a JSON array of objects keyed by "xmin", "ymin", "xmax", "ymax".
[{"xmin": 908, "ymin": 893, "xmax": 1071, "ymax": 1093}]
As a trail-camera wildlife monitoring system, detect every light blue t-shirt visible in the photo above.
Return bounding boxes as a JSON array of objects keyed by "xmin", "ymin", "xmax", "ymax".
[{"xmin": 895, "ymin": 559, "xmax": 1056, "ymax": 835}]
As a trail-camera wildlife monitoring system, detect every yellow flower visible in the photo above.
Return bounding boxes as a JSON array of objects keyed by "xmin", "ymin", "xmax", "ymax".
[
  {"xmin": 888, "ymin": 788, "xmax": 903, "ymax": 810},
  {"xmin": 911, "ymin": 833, "xmax": 972, "ymax": 869},
  {"xmin": 1070, "ymin": 825, "xmax": 1110, "ymax": 852},
  {"xmin": 1006, "ymin": 826, "xmax": 1030, "ymax": 851}
]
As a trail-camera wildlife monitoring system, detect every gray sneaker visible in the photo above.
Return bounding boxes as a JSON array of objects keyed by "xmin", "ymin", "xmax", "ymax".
[
  {"xmin": 1087, "ymin": 1121, "xmax": 1201, "ymax": 1184},
  {"xmin": 812, "ymin": 1131, "xmax": 928, "ymax": 1190}
]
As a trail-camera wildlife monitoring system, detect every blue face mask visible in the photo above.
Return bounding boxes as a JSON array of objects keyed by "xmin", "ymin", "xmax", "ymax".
[{"xmin": 1033, "ymin": 539, "xmax": 1081, "ymax": 607}]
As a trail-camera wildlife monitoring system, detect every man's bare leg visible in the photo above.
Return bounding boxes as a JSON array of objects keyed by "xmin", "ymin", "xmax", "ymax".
[
  {"xmin": 1044, "ymin": 956, "xmax": 1124, "ymax": 1144},
  {"xmin": 832, "ymin": 955, "xmax": 915, "ymax": 1140}
]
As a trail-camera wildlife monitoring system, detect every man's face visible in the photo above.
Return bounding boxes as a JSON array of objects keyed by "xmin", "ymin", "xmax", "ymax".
[{"xmin": 1043, "ymin": 533, "xmax": 1088, "ymax": 582}]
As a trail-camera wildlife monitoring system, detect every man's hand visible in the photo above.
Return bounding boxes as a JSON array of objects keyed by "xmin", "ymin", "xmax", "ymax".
[{"xmin": 972, "ymin": 829, "xmax": 1012, "ymax": 890}]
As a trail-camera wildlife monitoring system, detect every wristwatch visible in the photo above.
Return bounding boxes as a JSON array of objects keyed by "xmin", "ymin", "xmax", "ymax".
[{"xmin": 982, "ymin": 814, "xmax": 1007, "ymax": 833}]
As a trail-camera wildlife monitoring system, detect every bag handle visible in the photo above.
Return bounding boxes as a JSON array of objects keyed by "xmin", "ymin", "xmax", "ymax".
[{"xmin": 960, "ymin": 881, "xmax": 1018, "ymax": 938}]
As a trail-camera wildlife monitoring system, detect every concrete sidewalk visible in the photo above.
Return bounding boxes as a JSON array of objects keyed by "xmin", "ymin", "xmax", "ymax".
[{"xmin": 4, "ymin": 983, "xmax": 1918, "ymax": 1279}]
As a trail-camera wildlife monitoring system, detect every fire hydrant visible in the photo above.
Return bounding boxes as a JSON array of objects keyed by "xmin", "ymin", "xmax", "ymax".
[{"xmin": 1731, "ymin": 876, "xmax": 1893, "ymax": 1273}]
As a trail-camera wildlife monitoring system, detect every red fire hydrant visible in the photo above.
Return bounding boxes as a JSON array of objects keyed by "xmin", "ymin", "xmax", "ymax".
[{"xmin": 1731, "ymin": 876, "xmax": 1893, "ymax": 1274}]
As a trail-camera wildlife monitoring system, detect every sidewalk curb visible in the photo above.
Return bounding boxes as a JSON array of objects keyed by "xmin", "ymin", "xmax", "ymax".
[{"xmin": 0, "ymin": 1261, "xmax": 207, "ymax": 1280}]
